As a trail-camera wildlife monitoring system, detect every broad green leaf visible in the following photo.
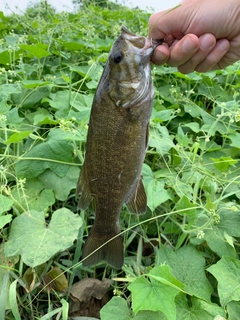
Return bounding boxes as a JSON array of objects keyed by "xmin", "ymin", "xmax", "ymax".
[
  {"xmin": 207, "ymin": 256, "xmax": 240, "ymax": 306},
  {"xmin": 176, "ymin": 126, "xmax": 192, "ymax": 147},
  {"xmin": 11, "ymin": 86, "xmax": 50, "ymax": 108},
  {"xmin": 176, "ymin": 294, "xmax": 226, "ymax": 320},
  {"xmin": 204, "ymin": 226, "xmax": 236, "ymax": 258},
  {"xmin": 70, "ymin": 92, "xmax": 93, "ymax": 111},
  {"xmin": 25, "ymin": 108, "xmax": 59, "ymax": 125},
  {"xmin": 183, "ymin": 122, "xmax": 200, "ymax": 133},
  {"xmin": 129, "ymin": 265, "xmax": 183, "ymax": 320},
  {"xmin": 0, "ymin": 195, "xmax": 13, "ymax": 214},
  {"xmin": 0, "ymin": 195, "xmax": 13, "ymax": 228},
  {"xmin": 21, "ymin": 80, "xmax": 51, "ymax": 88},
  {"xmin": 5, "ymin": 131, "xmax": 32, "ymax": 144},
  {"xmin": 15, "ymin": 129, "xmax": 74, "ymax": 179},
  {"xmin": 190, "ymin": 207, "xmax": 238, "ymax": 258},
  {"xmin": 142, "ymin": 164, "xmax": 172, "ymax": 211},
  {"xmin": 6, "ymin": 107, "xmax": 24, "ymax": 126},
  {"xmin": 229, "ymin": 133, "xmax": 240, "ymax": 148},
  {"xmin": 0, "ymin": 49, "xmax": 23, "ymax": 64},
  {"xmin": 20, "ymin": 44, "xmax": 51, "ymax": 59},
  {"xmin": 47, "ymin": 90, "xmax": 70, "ymax": 110},
  {"xmin": 100, "ymin": 296, "xmax": 132, "ymax": 320},
  {"xmin": 134, "ymin": 311, "xmax": 167, "ymax": 320},
  {"xmin": 0, "ymin": 215, "xmax": 12, "ymax": 229},
  {"xmin": 4, "ymin": 208, "xmax": 82, "ymax": 267},
  {"xmin": 11, "ymin": 179, "xmax": 55, "ymax": 212},
  {"xmin": 175, "ymin": 195, "xmax": 196, "ymax": 219},
  {"xmin": 227, "ymin": 301, "xmax": 240, "ymax": 320},
  {"xmin": 70, "ymin": 64, "xmax": 103, "ymax": 80},
  {"xmin": 149, "ymin": 124, "xmax": 175, "ymax": 156},
  {"xmin": 156, "ymin": 245, "xmax": 213, "ymax": 302},
  {"xmin": 38, "ymin": 166, "xmax": 80, "ymax": 201},
  {"xmin": 210, "ymin": 156, "xmax": 238, "ymax": 171}
]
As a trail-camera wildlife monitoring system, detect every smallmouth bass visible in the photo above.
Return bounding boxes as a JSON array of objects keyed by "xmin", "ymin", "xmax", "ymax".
[{"xmin": 76, "ymin": 26, "xmax": 161, "ymax": 269}]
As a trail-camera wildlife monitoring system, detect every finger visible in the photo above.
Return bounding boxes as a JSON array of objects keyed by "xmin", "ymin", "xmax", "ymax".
[
  {"xmin": 178, "ymin": 33, "xmax": 216, "ymax": 74},
  {"xmin": 167, "ymin": 34, "xmax": 200, "ymax": 67},
  {"xmin": 151, "ymin": 44, "xmax": 170, "ymax": 65},
  {"xmin": 195, "ymin": 39, "xmax": 230, "ymax": 72}
]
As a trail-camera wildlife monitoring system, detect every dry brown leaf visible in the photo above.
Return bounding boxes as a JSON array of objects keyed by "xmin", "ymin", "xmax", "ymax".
[{"xmin": 69, "ymin": 278, "xmax": 111, "ymax": 318}]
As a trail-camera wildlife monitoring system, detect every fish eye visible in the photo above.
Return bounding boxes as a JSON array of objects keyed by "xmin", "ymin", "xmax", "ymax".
[{"xmin": 113, "ymin": 51, "xmax": 123, "ymax": 63}]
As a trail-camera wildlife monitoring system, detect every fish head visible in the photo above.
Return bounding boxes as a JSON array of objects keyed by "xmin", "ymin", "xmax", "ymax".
[{"xmin": 107, "ymin": 26, "xmax": 161, "ymax": 109}]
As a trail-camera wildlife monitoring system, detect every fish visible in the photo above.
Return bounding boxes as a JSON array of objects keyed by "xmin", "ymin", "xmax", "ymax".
[{"xmin": 76, "ymin": 26, "xmax": 162, "ymax": 269}]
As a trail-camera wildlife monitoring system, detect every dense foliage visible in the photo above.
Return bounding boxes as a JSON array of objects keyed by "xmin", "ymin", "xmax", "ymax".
[{"xmin": 0, "ymin": 1, "xmax": 240, "ymax": 319}]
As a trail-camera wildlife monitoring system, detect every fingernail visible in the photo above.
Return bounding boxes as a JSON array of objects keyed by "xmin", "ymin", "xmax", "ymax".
[
  {"xmin": 182, "ymin": 37, "xmax": 198, "ymax": 53},
  {"xmin": 199, "ymin": 34, "xmax": 215, "ymax": 51},
  {"xmin": 217, "ymin": 39, "xmax": 230, "ymax": 52}
]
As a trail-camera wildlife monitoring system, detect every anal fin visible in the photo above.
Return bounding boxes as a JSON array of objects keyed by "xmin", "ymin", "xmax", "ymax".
[{"xmin": 126, "ymin": 177, "xmax": 147, "ymax": 214}]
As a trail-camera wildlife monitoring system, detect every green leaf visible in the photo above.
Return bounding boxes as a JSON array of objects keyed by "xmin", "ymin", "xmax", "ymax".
[
  {"xmin": 21, "ymin": 80, "xmax": 51, "ymax": 88},
  {"xmin": 100, "ymin": 296, "xmax": 132, "ymax": 320},
  {"xmin": 25, "ymin": 108, "xmax": 59, "ymax": 125},
  {"xmin": 38, "ymin": 166, "xmax": 80, "ymax": 201},
  {"xmin": 149, "ymin": 124, "xmax": 175, "ymax": 156},
  {"xmin": 0, "ymin": 215, "xmax": 12, "ymax": 229},
  {"xmin": 175, "ymin": 195, "xmax": 196, "ymax": 219},
  {"xmin": 47, "ymin": 90, "xmax": 70, "ymax": 110},
  {"xmin": 176, "ymin": 294, "xmax": 226, "ymax": 319},
  {"xmin": 20, "ymin": 44, "xmax": 51, "ymax": 59},
  {"xmin": 134, "ymin": 311, "xmax": 167, "ymax": 320},
  {"xmin": 156, "ymin": 245, "xmax": 213, "ymax": 302},
  {"xmin": 207, "ymin": 256, "xmax": 240, "ymax": 306},
  {"xmin": 5, "ymin": 131, "xmax": 32, "ymax": 144},
  {"xmin": 142, "ymin": 164, "xmax": 172, "ymax": 211},
  {"xmin": 129, "ymin": 265, "xmax": 184, "ymax": 320},
  {"xmin": 0, "ymin": 195, "xmax": 13, "ymax": 228},
  {"xmin": 11, "ymin": 179, "xmax": 55, "ymax": 212},
  {"xmin": 229, "ymin": 133, "xmax": 240, "ymax": 148},
  {"xmin": 210, "ymin": 156, "xmax": 238, "ymax": 171},
  {"xmin": 204, "ymin": 226, "xmax": 236, "ymax": 258},
  {"xmin": 190, "ymin": 208, "xmax": 238, "ymax": 258},
  {"xmin": 15, "ymin": 129, "xmax": 74, "ymax": 179},
  {"xmin": 4, "ymin": 208, "xmax": 82, "ymax": 267},
  {"xmin": 183, "ymin": 122, "xmax": 200, "ymax": 133},
  {"xmin": 227, "ymin": 301, "xmax": 240, "ymax": 320},
  {"xmin": 176, "ymin": 126, "xmax": 192, "ymax": 147},
  {"xmin": 0, "ymin": 195, "xmax": 13, "ymax": 214}
]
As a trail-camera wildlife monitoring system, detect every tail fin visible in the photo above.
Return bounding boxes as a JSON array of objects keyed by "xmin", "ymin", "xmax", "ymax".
[{"xmin": 82, "ymin": 231, "xmax": 124, "ymax": 269}]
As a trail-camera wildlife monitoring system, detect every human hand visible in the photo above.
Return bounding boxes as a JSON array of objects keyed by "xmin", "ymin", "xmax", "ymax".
[{"xmin": 149, "ymin": 0, "xmax": 240, "ymax": 73}]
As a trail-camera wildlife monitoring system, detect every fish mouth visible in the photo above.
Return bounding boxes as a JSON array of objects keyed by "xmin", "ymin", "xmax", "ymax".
[
  {"xmin": 118, "ymin": 27, "xmax": 162, "ymax": 109},
  {"xmin": 121, "ymin": 26, "xmax": 163, "ymax": 58}
]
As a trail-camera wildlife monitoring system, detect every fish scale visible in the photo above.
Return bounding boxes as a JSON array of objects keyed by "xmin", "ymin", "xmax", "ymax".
[{"xmin": 76, "ymin": 26, "xmax": 162, "ymax": 268}]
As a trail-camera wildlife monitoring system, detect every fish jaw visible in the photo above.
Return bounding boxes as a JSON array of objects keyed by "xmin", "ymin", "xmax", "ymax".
[
  {"xmin": 108, "ymin": 27, "xmax": 160, "ymax": 109},
  {"xmin": 121, "ymin": 26, "xmax": 161, "ymax": 59}
]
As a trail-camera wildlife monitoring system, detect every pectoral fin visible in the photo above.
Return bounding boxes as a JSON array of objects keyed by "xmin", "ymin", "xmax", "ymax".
[
  {"xmin": 126, "ymin": 177, "xmax": 147, "ymax": 214},
  {"xmin": 76, "ymin": 165, "xmax": 92, "ymax": 210}
]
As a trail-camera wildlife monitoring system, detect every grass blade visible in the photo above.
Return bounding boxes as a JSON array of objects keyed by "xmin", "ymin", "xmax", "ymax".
[
  {"xmin": 0, "ymin": 272, "xmax": 10, "ymax": 320},
  {"xmin": 9, "ymin": 279, "xmax": 21, "ymax": 320}
]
